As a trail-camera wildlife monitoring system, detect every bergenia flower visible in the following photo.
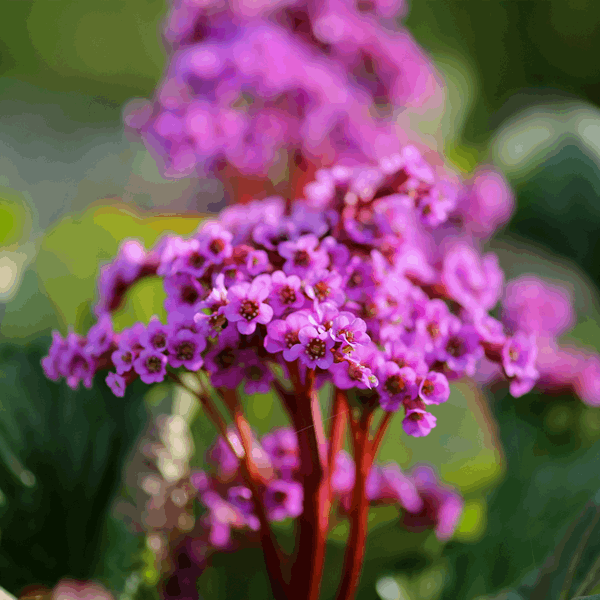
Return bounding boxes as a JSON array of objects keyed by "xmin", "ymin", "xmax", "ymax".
[{"xmin": 224, "ymin": 274, "xmax": 274, "ymax": 335}]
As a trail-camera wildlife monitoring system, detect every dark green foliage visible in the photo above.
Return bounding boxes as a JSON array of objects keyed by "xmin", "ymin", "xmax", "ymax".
[
  {"xmin": 441, "ymin": 390, "xmax": 600, "ymax": 600},
  {"xmin": 0, "ymin": 339, "xmax": 148, "ymax": 595}
]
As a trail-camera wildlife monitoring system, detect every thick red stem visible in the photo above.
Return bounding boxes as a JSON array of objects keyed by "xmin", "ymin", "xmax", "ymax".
[
  {"xmin": 336, "ymin": 407, "xmax": 394, "ymax": 600},
  {"xmin": 277, "ymin": 368, "xmax": 329, "ymax": 600}
]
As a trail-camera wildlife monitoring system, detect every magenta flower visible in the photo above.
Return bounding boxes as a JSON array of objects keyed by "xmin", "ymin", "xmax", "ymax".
[
  {"xmin": 167, "ymin": 328, "xmax": 206, "ymax": 371},
  {"xmin": 264, "ymin": 479, "xmax": 303, "ymax": 522},
  {"xmin": 331, "ymin": 312, "xmax": 370, "ymax": 350},
  {"xmin": 262, "ymin": 428, "xmax": 300, "ymax": 475},
  {"xmin": 383, "ymin": 340, "xmax": 428, "ymax": 378},
  {"xmin": 286, "ymin": 325, "xmax": 335, "ymax": 370},
  {"xmin": 331, "ymin": 450, "xmax": 356, "ymax": 495},
  {"xmin": 239, "ymin": 349, "xmax": 275, "ymax": 395},
  {"xmin": 264, "ymin": 311, "xmax": 312, "ymax": 361},
  {"xmin": 502, "ymin": 332, "xmax": 538, "ymax": 380},
  {"xmin": 105, "ymin": 372, "xmax": 127, "ymax": 398},
  {"xmin": 418, "ymin": 372, "xmax": 450, "ymax": 405},
  {"xmin": 442, "ymin": 244, "xmax": 503, "ymax": 313},
  {"xmin": 196, "ymin": 221, "xmax": 233, "ymax": 265},
  {"xmin": 377, "ymin": 362, "xmax": 418, "ymax": 411},
  {"xmin": 402, "ymin": 465, "xmax": 463, "ymax": 541},
  {"xmin": 414, "ymin": 299, "xmax": 452, "ymax": 354},
  {"xmin": 227, "ymin": 486, "xmax": 260, "ymax": 531},
  {"xmin": 278, "ymin": 234, "xmax": 329, "ymax": 278},
  {"xmin": 224, "ymin": 274, "xmax": 274, "ymax": 335},
  {"xmin": 134, "ymin": 350, "xmax": 168, "ymax": 384},
  {"xmin": 268, "ymin": 270, "xmax": 306, "ymax": 316},
  {"xmin": 502, "ymin": 275, "xmax": 575, "ymax": 337},
  {"xmin": 204, "ymin": 326, "xmax": 245, "ymax": 389},
  {"xmin": 59, "ymin": 332, "xmax": 96, "ymax": 391},
  {"xmin": 305, "ymin": 269, "xmax": 346, "ymax": 305},
  {"xmin": 140, "ymin": 316, "xmax": 170, "ymax": 352},
  {"xmin": 402, "ymin": 408, "xmax": 437, "ymax": 437},
  {"xmin": 84, "ymin": 314, "xmax": 114, "ymax": 358},
  {"xmin": 367, "ymin": 462, "xmax": 422, "ymax": 513}
]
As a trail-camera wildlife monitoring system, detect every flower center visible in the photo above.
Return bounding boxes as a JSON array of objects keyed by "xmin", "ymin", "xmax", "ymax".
[
  {"xmin": 446, "ymin": 337, "xmax": 463, "ymax": 357},
  {"xmin": 279, "ymin": 285, "xmax": 297, "ymax": 304},
  {"xmin": 122, "ymin": 351, "xmax": 132, "ymax": 364},
  {"xmin": 385, "ymin": 375, "xmax": 405, "ymax": 396},
  {"xmin": 209, "ymin": 238, "xmax": 225, "ymax": 255},
  {"xmin": 306, "ymin": 338, "xmax": 326, "ymax": 360},
  {"xmin": 408, "ymin": 411, "xmax": 424, "ymax": 422},
  {"xmin": 216, "ymin": 348, "xmax": 236, "ymax": 369},
  {"xmin": 422, "ymin": 380, "xmax": 434, "ymax": 396},
  {"xmin": 146, "ymin": 356, "xmax": 162, "ymax": 373},
  {"xmin": 247, "ymin": 366, "xmax": 263, "ymax": 381},
  {"xmin": 508, "ymin": 346, "xmax": 519, "ymax": 362},
  {"xmin": 294, "ymin": 249, "xmax": 310, "ymax": 267},
  {"xmin": 181, "ymin": 285, "xmax": 199, "ymax": 305},
  {"xmin": 272, "ymin": 491, "xmax": 287, "ymax": 504},
  {"xmin": 426, "ymin": 322, "xmax": 440, "ymax": 339},
  {"xmin": 314, "ymin": 281, "xmax": 330, "ymax": 301},
  {"xmin": 339, "ymin": 328, "xmax": 354, "ymax": 342},
  {"xmin": 176, "ymin": 342, "xmax": 195, "ymax": 361},
  {"xmin": 348, "ymin": 271, "xmax": 363, "ymax": 288},
  {"xmin": 285, "ymin": 332, "xmax": 299, "ymax": 348},
  {"xmin": 209, "ymin": 313, "xmax": 227, "ymax": 333},
  {"xmin": 151, "ymin": 334, "xmax": 166, "ymax": 349},
  {"xmin": 188, "ymin": 252, "xmax": 206, "ymax": 269},
  {"xmin": 240, "ymin": 299, "xmax": 259, "ymax": 321},
  {"xmin": 348, "ymin": 363, "xmax": 365, "ymax": 381}
]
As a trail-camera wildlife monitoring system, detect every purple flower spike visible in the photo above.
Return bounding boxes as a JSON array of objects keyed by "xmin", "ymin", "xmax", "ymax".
[
  {"xmin": 106, "ymin": 372, "xmax": 127, "ymax": 397},
  {"xmin": 402, "ymin": 408, "xmax": 437, "ymax": 437},
  {"xmin": 287, "ymin": 325, "xmax": 335, "ymax": 370},
  {"xmin": 278, "ymin": 234, "xmax": 329, "ymax": 278},
  {"xmin": 134, "ymin": 350, "xmax": 168, "ymax": 384},
  {"xmin": 264, "ymin": 311, "xmax": 312, "ymax": 361},
  {"xmin": 268, "ymin": 271, "xmax": 306, "ymax": 316},
  {"xmin": 264, "ymin": 480, "xmax": 303, "ymax": 522},
  {"xmin": 377, "ymin": 362, "xmax": 418, "ymax": 412},
  {"xmin": 419, "ymin": 372, "xmax": 450, "ymax": 405},
  {"xmin": 224, "ymin": 274, "xmax": 273, "ymax": 335},
  {"xmin": 502, "ymin": 332, "xmax": 538, "ymax": 380},
  {"xmin": 167, "ymin": 328, "xmax": 206, "ymax": 371}
]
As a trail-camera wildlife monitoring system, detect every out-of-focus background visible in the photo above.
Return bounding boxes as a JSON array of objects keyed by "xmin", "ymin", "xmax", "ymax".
[{"xmin": 2, "ymin": 1, "xmax": 600, "ymax": 599}]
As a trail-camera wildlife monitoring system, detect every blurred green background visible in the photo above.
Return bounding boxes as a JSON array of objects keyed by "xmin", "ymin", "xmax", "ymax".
[{"xmin": 1, "ymin": 1, "xmax": 600, "ymax": 599}]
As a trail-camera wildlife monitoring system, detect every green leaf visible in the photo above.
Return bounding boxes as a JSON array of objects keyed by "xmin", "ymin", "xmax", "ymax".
[{"xmin": 0, "ymin": 339, "xmax": 148, "ymax": 595}]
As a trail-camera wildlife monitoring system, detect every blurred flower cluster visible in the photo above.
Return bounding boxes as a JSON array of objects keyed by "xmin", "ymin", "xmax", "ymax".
[{"xmin": 125, "ymin": 0, "xmax": 442, "ymax": 178}]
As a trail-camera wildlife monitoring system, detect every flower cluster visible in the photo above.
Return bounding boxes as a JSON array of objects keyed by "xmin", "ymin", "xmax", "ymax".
[
  {"xmin": 43, "ymin": 144, "xmax": 600, "ymax": 438},
  {"xmin": 125, "ymin": 0, "xmax": 442, "ymax": 178}
]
